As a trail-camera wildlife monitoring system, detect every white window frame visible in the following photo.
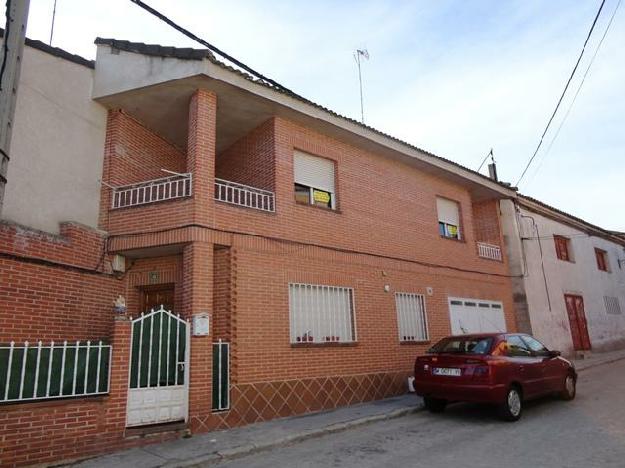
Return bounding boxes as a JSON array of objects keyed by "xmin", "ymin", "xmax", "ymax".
[
  {"xmin": 288, "ymin": 283, "xmax": 356, "ymax": 344},
  {"xmin": 293, "ymin": 151, "xmax": 337, "ymax": 209},
  {"xmin": 395, "ymin": 292, "xmax": 429, "ymax": 342},
  {"xmin": 436, "ymin": 197, "xmax": 461, "ymax": 240}
]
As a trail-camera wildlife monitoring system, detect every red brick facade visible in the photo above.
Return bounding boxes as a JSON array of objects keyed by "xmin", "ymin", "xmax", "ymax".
[{"xmin": 1, "ymin": 89, "xmax": 516, "ymax": 466}]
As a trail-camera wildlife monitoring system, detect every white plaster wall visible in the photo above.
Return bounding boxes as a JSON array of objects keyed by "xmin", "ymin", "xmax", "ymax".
[
  {"xmin": 2, "ymin": 45, "xmax": 107, "ymax": 233},
  {"xmin": 518, "ymin": 208, "xmax": 625, "ymax": 354}
]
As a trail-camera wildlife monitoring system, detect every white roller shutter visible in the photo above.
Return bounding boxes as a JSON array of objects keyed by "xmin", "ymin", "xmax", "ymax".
[
  {"xmin": 293, "ymin": 150, "xmax": 335, "ymax": 193},
  {"xmin": 436, "ymin": 197, "xmax": 460, "ymax": 225}
]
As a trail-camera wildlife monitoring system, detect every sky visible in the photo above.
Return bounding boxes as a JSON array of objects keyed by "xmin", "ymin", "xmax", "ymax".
[{"xmin": 12, "ymin": 0, "xmax": 625, "ymax": 230}]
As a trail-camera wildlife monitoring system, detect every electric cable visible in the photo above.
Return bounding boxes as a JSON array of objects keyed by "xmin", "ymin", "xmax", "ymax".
[{"xmin": 516, "ymin": 0, "xmax": 607, "ymax": 186}]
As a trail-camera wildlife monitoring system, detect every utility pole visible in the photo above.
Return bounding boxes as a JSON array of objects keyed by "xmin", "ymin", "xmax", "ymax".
[
  {"xmin": 354, "ymin": 49, "xmax": 369, "ymax": 124},
  {"xmin": 0, "ymin": 0, "xmax": 30, "ymax": 215}
]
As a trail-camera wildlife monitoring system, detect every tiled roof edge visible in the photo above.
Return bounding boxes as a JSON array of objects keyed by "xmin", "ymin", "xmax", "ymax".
[
  {"xmin": 94, "ymin": 37, "xmax": 214, "ymax": 61},
  {"xmin": 0, "ymin": 28, "xmax": 95, "ymax": 69},
  {"xmin": 519, "ymin": 194, "xmax": 625, "ymax": 245}
]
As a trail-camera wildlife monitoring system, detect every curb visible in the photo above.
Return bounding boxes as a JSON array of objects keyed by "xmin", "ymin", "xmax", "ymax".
[
  {"xmin": 166, "ymin": 404, "xmax": 423, "ymax": 467},
  {"xmin": 575, "ymin": 354, "xmax": 625, "ymax": 372}
]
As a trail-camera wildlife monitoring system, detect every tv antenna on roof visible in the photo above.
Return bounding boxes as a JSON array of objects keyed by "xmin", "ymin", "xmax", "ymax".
[{"xmin": 354, "ymin": 49, "xmax": 369, "ymax": 123}]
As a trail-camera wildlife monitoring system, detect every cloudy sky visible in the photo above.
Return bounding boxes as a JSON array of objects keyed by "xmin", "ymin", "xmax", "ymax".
[{"xmin": 17, "ymin": 0, "xmax": 625, "ymax": 230}]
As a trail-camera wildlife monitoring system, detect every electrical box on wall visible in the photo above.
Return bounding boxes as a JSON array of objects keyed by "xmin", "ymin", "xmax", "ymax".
[
  {"xmin": 111, "ymin": 254, "xmax": 126, "ymax": 273},
  {"xmin": 192, "ymin": 313, "xmax": 210, "ymax": 336}
]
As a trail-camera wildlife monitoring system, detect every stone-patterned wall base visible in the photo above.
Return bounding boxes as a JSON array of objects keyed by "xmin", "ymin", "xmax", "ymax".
[{"xmin": 191, "ymin": 370, "xmax": 410, "ymax": 432}]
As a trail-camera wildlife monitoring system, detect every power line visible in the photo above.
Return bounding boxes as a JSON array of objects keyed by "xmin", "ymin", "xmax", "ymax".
[
  {"xmin": 525, "ymin": 0, "xmax": 622, "ymax": 187},
  {"xmin": 128, "ymin": 0, "xmax": 299, "ymax": 97},
  {"xmin": 477, "ymin": 148, "xmax": 493, "ymax": 172},
  {"xmin": 516, "ymin": 0, "xmax": 607, "ymax": 186}
]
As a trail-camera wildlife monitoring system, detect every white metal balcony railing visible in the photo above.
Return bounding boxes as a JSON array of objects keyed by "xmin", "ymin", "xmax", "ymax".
[
  {"xmin": 111, "ymin": 173, "xmax": 192, "ymax": 209},
  {"xmin": 214, "ymin": 178, "xmax": 275, "ymax": 212},
  {"xmin": 477, "ymin": 242, "xmax": 503, "ymax": 261}
]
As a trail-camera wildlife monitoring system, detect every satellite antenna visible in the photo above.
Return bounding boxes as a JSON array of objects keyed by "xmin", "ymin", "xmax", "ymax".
[{"xmin": 354, "ymin": 49, "xmax": 369, "ymax": 123}]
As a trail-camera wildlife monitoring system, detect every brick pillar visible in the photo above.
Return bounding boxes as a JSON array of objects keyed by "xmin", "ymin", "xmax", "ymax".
[
  {"xmin": 182, "ymin": 241, "xmax": 213, "ymax": 432},
  {"xmin": 187, "ymin": 89, "xmax": 217, "ymax": 226},
  {"xmin": 104, "ymin": 315, "xmax": 132, "ymax": 435}
]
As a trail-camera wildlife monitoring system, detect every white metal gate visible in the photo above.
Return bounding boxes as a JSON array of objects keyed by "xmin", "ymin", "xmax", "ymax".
[
  {"xmin": 126, "ymin": 306, "xmax": 190, "ymax": 427},
  {"xmin": 449, "ymin": 298, "xmax": 506, "ymax": 335}
]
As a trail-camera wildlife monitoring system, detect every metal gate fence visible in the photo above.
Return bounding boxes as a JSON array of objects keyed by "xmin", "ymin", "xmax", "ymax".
[
  {"xmin": 126, "ymin": 306, "xmax": 189, "ymax": 427},
  {"xmin": 212, "ymin": 340, "xmax": 230, "ymax": 411}
]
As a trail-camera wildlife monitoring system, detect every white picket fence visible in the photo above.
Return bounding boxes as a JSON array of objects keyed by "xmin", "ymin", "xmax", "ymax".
[
  {"xmin": 111, "ymin": 173, "xmax": 192, "ymax": 209},
  {"xmin": 1, "ymin": 340, "xmax": 111, "ymax": 403}
]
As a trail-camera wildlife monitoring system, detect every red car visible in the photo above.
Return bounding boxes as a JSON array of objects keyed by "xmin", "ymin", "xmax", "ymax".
[{"xmin": 413, "ymin": 333, "xmax": 577, "ymax": 421}]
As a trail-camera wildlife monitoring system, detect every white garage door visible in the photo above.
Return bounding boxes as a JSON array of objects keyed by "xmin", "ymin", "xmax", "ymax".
[{"xmin": 449, "ymin": 298, "xmax": 506, "ymax": 335}]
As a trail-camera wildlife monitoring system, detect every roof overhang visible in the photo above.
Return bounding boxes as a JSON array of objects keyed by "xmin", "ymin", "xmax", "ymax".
[
  {"xmin": 519, "ymin": 195, "xmax": 625, "ymax": 246},
  {"xmin": 93, "ymin": 40, "xmax": 517, "ymax": 202}
]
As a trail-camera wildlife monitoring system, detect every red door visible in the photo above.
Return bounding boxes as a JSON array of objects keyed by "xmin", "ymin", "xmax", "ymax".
[
  {"xmin": 564, "ymin": 295, "xmax": 591, "ymax": 351},
  {"xmin": 140, "ymin": 284, "xmax": 175, "ymax": 313}
]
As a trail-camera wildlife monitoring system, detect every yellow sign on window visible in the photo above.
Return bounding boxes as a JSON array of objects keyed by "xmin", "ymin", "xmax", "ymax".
[
  {"xmin": 448, "ymin": 224, "xmax": 458, "ymax": 237},
  {"xmin": 313, "ymin": 190, "xmax": 331, "ymax": 204}
]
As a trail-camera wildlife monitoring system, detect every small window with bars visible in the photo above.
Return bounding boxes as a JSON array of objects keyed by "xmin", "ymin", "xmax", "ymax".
[
  {"xmin": 395, "ymin": 293, "xmax": 429, "ymax": 342},
  {"xmin": 288, "ymin": 283, "xmax": 356, "ymax": 344},
  {"xmin": 604, "ymin": 296, "xmax": 621, "ymax": 315}
]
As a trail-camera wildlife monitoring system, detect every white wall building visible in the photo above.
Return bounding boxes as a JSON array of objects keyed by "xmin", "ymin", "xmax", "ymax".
[
  {"xmin": 1, "ymin": 37, "xmax": 106, "ymax": 233},
  {"xmin": 501, "ymin": 196, "xmax": 625, "ymax": 356}
]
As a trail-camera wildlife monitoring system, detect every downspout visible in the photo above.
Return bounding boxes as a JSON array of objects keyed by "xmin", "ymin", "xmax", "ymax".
[{"xmin": 520, "ymin": 212, "xmax": 552, "ymax": 311}]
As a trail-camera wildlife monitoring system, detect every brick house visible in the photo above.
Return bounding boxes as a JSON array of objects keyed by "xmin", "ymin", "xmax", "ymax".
[{"xmin": 0, "ymin": 36, "xmax": 518, "ymax": 466}]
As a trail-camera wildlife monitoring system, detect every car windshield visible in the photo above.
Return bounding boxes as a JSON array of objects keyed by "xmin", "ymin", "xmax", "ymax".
[{"xmin": 428, "ymin": 337, "xmax": 493, "ymax": 355}]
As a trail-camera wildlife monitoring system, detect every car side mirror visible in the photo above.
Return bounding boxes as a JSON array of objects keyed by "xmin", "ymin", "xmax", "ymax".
[{"xmin": 547, "ymin": 350, "xmax": 561, "ymax": 358}]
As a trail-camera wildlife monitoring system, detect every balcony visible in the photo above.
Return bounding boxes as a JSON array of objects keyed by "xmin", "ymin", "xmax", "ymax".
[
  {"xmin": 214, "ymin": 178, "xmax": 275, "ymax": 212},
  {"xmin": 477, "ymin": 242, "xmax": 502, "ymax": 261},
  {"xmin": 111, "ymin": 173, "xmax": 192, "ymax": 209}
]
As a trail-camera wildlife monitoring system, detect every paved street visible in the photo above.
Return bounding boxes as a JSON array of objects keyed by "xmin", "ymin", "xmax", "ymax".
[{"xmin": 214, "ymin": 359, "xmax": 625, "ymax": 468}]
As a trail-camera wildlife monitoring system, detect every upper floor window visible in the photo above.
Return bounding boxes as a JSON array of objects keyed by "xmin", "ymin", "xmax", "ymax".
[
  {"xmin": 293, "ymin": 150, "xmax": 336, "ymax": 209},
  {"xmin": 436, "ymin": 197, "xmax": 461, "ymax": 240},
  {"xmin": 595, "ymin": 248, "xmax": 609, "ymax": 272},
  {"xmin": 554, "ymin": 235, "xmax": 572, "ymax": 262}
]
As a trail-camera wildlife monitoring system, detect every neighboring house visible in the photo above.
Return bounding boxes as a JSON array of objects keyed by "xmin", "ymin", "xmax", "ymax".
[
  {"xmin": 0, "ymin": 36, "xmax": 518, "ymax": 466},
  {"xmin": 501, "ymin": 195, "xmax": 625, "ymax": 357}
]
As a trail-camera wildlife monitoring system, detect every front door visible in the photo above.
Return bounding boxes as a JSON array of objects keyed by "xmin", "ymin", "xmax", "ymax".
[
  {"xmin": 126, "ymin": 305, "xmax": 189, "ymax": 427},
  {"xmin": 564, "ymin": 294, "xmax": 591, "ymax": 351},
  {"xmin": 141, "ymin": 284, "xmax": 175, "ymax": 313}
]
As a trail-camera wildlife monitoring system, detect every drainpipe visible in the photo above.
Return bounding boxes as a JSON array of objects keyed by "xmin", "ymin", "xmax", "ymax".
[{"xmin": 520, "ymin": 213, "xmax": 552, "ymax": 311}]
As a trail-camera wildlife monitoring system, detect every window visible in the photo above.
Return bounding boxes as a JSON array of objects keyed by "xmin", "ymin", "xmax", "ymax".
[
  {"xmin": 521, "ymin": 335, "xmax": 549, "ymax": 356},
  {"xmin": 288, "ymin": 283, "xmax": 355, "ymax": 343},
  {"xmin": 436, "ymin": 197, "xmax": 461, "ymax": 239},
  {"xmin": 506, "ymin": 335, "xmax": 532, "ymax": 357},
  {"xmin": 395, "ymin": 293, "xmax": 429, "ymax": 342},
  {"xmin": 604, "ymin": 296, "xmax": 622, "ymax": 315},
  {"xmin": 293, "ymin": 150, "xmax": 336, "ymax": 209},
  {"xmin": 554, "ymin": 235, "xmax": 572, "ymax": 262},
  {"xmin": 428, "ymin": 336, "xmax": 493, "ymax": 355},
  {"xmin": 595, "ymin": 248, "xmax": 609, "ymax": 272}
]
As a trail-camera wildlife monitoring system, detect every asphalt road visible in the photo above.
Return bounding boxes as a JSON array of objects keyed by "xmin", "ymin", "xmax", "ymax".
[{"xmin": 214, "ymin": 359, "xmax": 625, "ymax": 468}]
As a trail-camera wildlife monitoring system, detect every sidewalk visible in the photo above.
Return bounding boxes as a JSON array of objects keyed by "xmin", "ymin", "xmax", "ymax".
[
  {"xmin": 68, "ymin": 395, "xmax": 423, "ymax": 468},
  {"xmin": 572, "ymin": 347, "xmax": 625, "ymax": 372},
  {"xmin": 67, "ymin": 348, "xmax": 625, "ymax": 468}
]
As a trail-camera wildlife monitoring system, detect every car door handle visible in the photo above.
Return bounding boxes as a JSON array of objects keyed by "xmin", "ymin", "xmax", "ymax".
[{"xmin": 519, "ymin": 365, "xmax": 525, "ymax": 372}]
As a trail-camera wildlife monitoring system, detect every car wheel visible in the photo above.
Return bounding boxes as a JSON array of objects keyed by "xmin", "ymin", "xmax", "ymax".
[
  {"xmin": 499, "ymin": 386, "xmax": 522, "ymax": 422},
  {"xmin": 560, "ymin": 374, "xmax": 576, "ymax": 401},
  {"xmin": 423, "ymin": 396, "xmax": 447, "ymax": 413}
]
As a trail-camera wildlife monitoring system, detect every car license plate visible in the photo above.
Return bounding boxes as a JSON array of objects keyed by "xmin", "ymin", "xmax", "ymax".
[{"xmin": 432, "ymin": 367, "xmax": 461, "ymax": 377}]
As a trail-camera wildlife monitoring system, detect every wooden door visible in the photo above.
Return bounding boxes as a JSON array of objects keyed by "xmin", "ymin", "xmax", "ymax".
[
  {"xmin": 564, "ymin": 294, "xmax": 591, "ymax": 351},
  {"xmin": 141, "ymin": 285, "xmax": 175, "ymax": 314}
]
